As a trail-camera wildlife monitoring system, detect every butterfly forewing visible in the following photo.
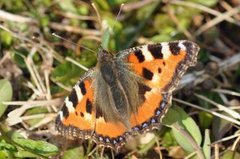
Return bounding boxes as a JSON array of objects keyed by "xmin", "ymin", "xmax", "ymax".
[{"xmin": 121, "ymin": 40, "xmax": 199, "ymax": 92}]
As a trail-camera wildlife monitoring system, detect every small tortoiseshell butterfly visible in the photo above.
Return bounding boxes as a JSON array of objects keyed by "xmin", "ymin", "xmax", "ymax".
[{"xmin": 56, "ymin": 40, "xmax": 199, "ymax": 151}]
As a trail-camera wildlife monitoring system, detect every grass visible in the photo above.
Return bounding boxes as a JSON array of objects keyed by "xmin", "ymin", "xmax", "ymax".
[{"xmin": 0, "ymin": 0, "xmax": 240, "ymax": 158}]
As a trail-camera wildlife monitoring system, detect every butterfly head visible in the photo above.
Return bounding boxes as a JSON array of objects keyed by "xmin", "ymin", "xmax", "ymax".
[{"xmin": 97, "ymin": 46, "xmax": 114, "ymax": 63}]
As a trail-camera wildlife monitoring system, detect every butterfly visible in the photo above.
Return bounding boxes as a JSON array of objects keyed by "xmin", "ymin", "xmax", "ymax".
[{"xmin": 55, "ymin": 40, "xmax": 199, "ymax": 151}]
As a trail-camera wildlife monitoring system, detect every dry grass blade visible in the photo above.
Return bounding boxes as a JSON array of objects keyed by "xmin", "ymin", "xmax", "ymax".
[
  {"xmin": 212, "ymin": 89, "xmax": 240, "ymax": 97},
  {"xmin": 194, "ymin": 93, "xmax": 240, "ymax": 119},
  {"xmin": 196, "ymin": 5, "xmax": 240, "ymax": 35},
  {"xmin": 173, "ymin": 98, "xmax": 240, "ymax": 126},
  {"xmin": 180, "ymin": 53, "xmax": 240, "ymax": 89},
  {"xmin": 211, "ymin": 133, "xmax": 240, "ymax": 145},
  {"xmin": 0, "ymin": 9, "xmax": 37, "ymax": 23},
  {"xmin": 169, "ymin": 0, "xmax": 240, "ymax": 26},
  {"xmin": 3, "ymin": 98, "xmax": 62, "ymax": 106},
  {"xmin": 0, "ymin": 1, "xmax": 239, "ymax": 158},
  {"xmin": 214, "ymin": 144, "xmax": 219, "ymax": 159},
  {"xmin": 49, "ymin": 22, "xmax": 101, "ymax": 35},
  {"xmin": 54, "ymin": 10, "xmax": 97, "ymax": 21},
  {"xmin": 65, "ymin": 57, "xmax": 89, "ymax": 71},
  {"xmin": 232, "ymin": 135, "xmax": 240, "ymax": 151},
  {"xmin": 29, "ymin": 114, "xmax": 55, "ymax": 130},
  {"xmin": 5, "ymin": 98, "xmax": 62, "ymax": 126}
]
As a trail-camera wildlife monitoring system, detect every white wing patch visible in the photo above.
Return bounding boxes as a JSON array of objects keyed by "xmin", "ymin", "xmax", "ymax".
[
  {"xmin": 65, "ymin": 97, "xmax": 75, "ymax": 113},
  {"xmin": 161, "ymin": 42, "xmax": 171, "ymax": 59},
  {"xmin": 74, "ymin": 85, "xmax": 83, "ymax": 102},
  {"xmin": 141, "ymin": 45, "xmax": 154, "ymax": 61}
]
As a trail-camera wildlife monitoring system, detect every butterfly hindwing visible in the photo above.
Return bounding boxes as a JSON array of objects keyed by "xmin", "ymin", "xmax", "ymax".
[
  {"xmin": 56, "ymin": 70, "xmax": 96, "ymax": 139},
  {"xmin": 56, "ymin": 70, "xmax": 131, "ymax": 150}
]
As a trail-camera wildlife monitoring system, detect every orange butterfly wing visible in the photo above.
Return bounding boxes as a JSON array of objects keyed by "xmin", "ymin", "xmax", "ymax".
[
  {"xmin": 121, "ymin": 40, "xmax": 199, "ymax": 133},
  {"xmin": 56, "ymin": 74, "xmax": 96, "ymax": 139},
  {"xmin": 56, "ymin": 40, "xmax": 199, "ymax": 151},
  {"xmin": 56, "ymin": 72, "xmax": 129, "ymax": 149}
]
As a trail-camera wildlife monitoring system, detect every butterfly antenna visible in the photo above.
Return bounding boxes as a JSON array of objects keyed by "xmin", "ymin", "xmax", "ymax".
[
  {"xmin": 112, "ymin": 3, "xmax": 124, "ymax": 31},
  {"xmin": 91, "ymin": 3, "xmax": 102, "ymax": 26},
  {"xmin": 52, "ymin": 32, "xmax": 97, "ymax": 54}
]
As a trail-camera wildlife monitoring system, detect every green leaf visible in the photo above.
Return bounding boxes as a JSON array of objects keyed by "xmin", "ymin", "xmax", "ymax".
[
  {"xmin": 221, "ymin": 150, "xmax": 240, "ymax": 159},
  {"xmin": 0, "ymin": 30, "xmax": 13, "ymax": 46},
  {"xmin": 107, "ymin": 0, "xmax": 128, "ymax": 6},
  {"xmin": 171, "ymin": 126, "xmax": 195, "ymax": 152},
  {"xmin": 62, "ymin": 146, "xmax": 84, "ymax": 159},
  {"xmin": 162, "ymin": 106, "xmax": 182, "ymax": 126},
  {"xmin": 199, "ymin": 111, "xmax": 213, "ymax": 129},
  {"xmin": 0, "ymin": 150, "xmax": 10, "ymax": 159},
  {"xmin": 94, "ymin": 0, "xmax": 110, "ymax": 11},
  {"xmin": 58, "ymin": 0, "xmax": 77, "ymax": 13},
  {"xmin": 101, "ymin": 28, "xmax": 111, "ymax": 50},
  {"xmin": 151, "ymin": 34, "xmax": 173, "ymax": 43},
  {"xmin": 0, "ymin": 139, "xmax": 16, "ymax": 151},
  {"xmin": 52, "ymin": 62, "xmax": 85, "ymax": 86},
  {"xmin": 212, "ymin": 113, "xmax": 231, "ymax": 140},
  {"xmin": 162, "ymin": 129, "xmax": 178, "ymax": 147},
  {"xmin": 10, "ymin": 131, "xmax": 58, "ymax": 157},
  {"xmin": 0, "ymin": 79, "xmax": 13, "ymax": 118},
  {"xmin": 14, "ymin": 150, "xmax": 40, "ymax": 158},
  {"xmin": 203, "ymin": 129, "xmax": 211, "ymax": 159},
  {"xmin": 162, "ymin": 106, "xmax": 202, "ymax": 152}
]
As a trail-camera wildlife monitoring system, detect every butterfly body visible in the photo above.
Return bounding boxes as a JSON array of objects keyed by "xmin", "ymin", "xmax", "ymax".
[
  {"xmin": 94, "ymin": 48, "xmax": 145, "ymax": 128},
  {"xmin": 56, "ymin": 40, "xmax": 199, "ymax": 150}
]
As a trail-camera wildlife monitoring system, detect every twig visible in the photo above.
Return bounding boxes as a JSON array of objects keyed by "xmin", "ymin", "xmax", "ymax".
[
  {"xmin": 53, "ymin": 81, "xmax": 71, "ymax": 92},
  {"xmin": 91, "ymin": 3, "xmax": 102, "ymax": 27},
  {"xmin": 214, "ymin": 144, "xmax": 219, "ymax": 159},
  {"xmin": 25, "ymin": 47, "xmax": 44, "ymax": 94},
  {"xmin": 49, "ymin": 22, "xmax": 101, "ymax": 36},
  {"xmin": 173, "ymin": 98, "xmax": 240, "ymax": 126},
  {"xmin": 0, "ymin": 9, "xmax": 37, "ymax": 23},
  {"xmin": 196, "ymin": 5, "xmax": 240, "ymax": 35},
  {"xmin": 194, "ymin": 93, "xmax": 240, "ymax": 119},
  {"xmin": 0, "ymin": 25, "xmax": 34, "ymax": 44},
  {"xmin": 180, "ymin": 53, "xmax": 240, "ymax": 88},
  {"xmin": 0, "ymin": 24, "xmax": 62, "ymax": 65},
  {"xmin": 220, "ymin": 1, "xmax": 240, "ymax": 20},
  {"xmin": 29, "ymin": 114, "xmax": 55, "ymax": 130},
  {"xmin": 65, "ymin": 57, "xmax": 89, "ymax": 71},
  {"xmin": 54, "ymin": 10, "xmax": 97, "ymax": 21},
  {"xmin": 169, "ymin": 0, "xmax": 240, "ymax": 26},
  {"xmin": 232, "ymin": 135, "xmax": 240, "ymax": 151},
  {"xmin": 211, "ymin": 89, "xmax": 240, "ymax": 97},
  {"xmin": 211, "ymin": 133, "xmax": 240, "ymax": 145},
  {"xmin": 3, "ymin": 98, "xmax": 63, "ymax": 106}
]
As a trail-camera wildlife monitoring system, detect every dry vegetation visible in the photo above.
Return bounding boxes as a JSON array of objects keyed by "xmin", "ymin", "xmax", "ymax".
[{"xmin": 0, "ymin": 0, "xmax": 240, "ymax": 158}]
